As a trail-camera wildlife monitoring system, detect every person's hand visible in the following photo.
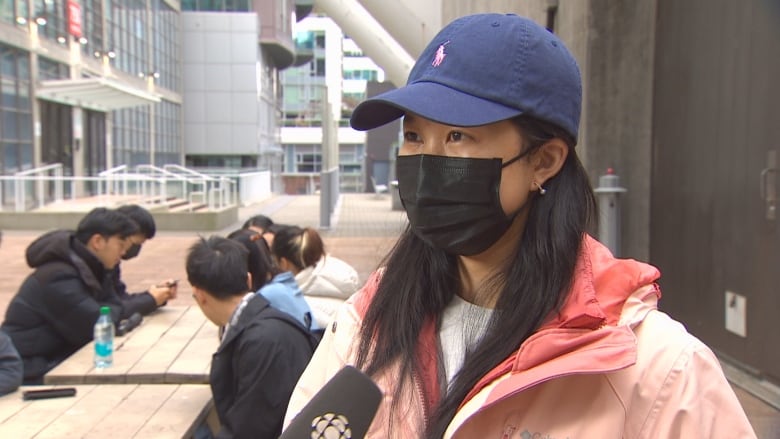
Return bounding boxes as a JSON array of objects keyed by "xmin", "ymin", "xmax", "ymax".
[{"xmin": 149, "ymin": 279, "xmax": 178, "ymax": 306}]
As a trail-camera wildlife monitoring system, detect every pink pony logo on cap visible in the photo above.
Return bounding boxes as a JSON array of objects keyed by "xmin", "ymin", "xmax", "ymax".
[{"xmin": 432, "ymin": 41, "xmax": 450, "ymax": 67}]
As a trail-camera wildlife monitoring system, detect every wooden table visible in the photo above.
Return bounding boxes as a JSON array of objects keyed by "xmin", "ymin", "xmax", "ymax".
[
  {"xmin": 45, "ymin": 306, "xmax": 219, "ymax": 385},
  {"xmin": 0, "ymin": 384, "xmax": 213, "ymax": 438}
]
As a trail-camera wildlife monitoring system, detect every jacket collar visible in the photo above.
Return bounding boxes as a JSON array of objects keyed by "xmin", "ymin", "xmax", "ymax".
[
  {"xmin": 356, "ymin": 236, "xmax": 662, "ymax": 420},
  {"xmin": 218, "ymin": 294, "xmax": 269, "ymax": 350},
  {"xmin": 459, "ymin": 236, "xmax": 661, "ymax": 411}
]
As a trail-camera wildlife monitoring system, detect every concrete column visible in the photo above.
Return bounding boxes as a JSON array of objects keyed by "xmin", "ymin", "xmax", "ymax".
[
  {"xmin": 69, "ymin": 33, "xmax": 85, "ymax": 196},
  {"xmin": 314, "ymin": 0, "xmax": 414, "ymax": 87},
  {"xmin": 358, "ymin": 0, "xmax": 441, "ymax": 57}
]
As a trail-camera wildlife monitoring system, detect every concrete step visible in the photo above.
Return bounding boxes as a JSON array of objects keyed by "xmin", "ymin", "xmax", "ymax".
[{"xmin": 168, "ymin": 202, "xmax": 208, "ymax": 213}]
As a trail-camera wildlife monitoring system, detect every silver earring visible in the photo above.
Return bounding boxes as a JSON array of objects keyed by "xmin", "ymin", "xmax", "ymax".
[{"xmin": 536, "ymin": 181, "xmax": 547, "ymax": 195}]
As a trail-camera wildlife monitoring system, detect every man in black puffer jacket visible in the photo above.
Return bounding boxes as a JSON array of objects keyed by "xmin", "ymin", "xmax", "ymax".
[{"xmin": 1, "ymin": 208, "xmax": 138, "ymax": 383}]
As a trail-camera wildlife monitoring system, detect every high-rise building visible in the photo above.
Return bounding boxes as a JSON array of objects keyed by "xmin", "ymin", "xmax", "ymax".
[
  {"xmin": 0, "ymin": 0, "xmax": 310, "ymax": 206},
  {"xmin": 279, "ymin": 14, "xmax": 384, "ymax": 194},
  {"xmin": 0, "ymin": 0, "xmax": 181, "ymax": 185},
  {"xmin": 181, "ymin": 0, "xmax": 311, "ymax": 191}
]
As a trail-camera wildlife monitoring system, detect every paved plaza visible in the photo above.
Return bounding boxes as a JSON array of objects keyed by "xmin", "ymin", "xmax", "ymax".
[{"xmin": 0, "ymin": 192, "xmax": 407, "ymax": 314}]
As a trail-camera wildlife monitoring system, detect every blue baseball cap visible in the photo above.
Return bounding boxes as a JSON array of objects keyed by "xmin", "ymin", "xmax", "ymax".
[{"xmin": 350, "ymin": 14, "xmax": 582, "ymax": 140}]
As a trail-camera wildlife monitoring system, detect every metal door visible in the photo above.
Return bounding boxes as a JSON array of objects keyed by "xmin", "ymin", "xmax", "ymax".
[{"xmin": 651, "ymin": 0, "xmax": 780, "ymax": 382}]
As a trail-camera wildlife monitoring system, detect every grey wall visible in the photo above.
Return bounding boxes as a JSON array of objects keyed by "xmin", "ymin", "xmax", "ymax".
[
  {"xmin": 581, "ymin": 2, "xmax": 656, "ymax": 260},
  {"xmin": 182, "ymin": 12, "xmax": 262, "ymax": 157}
]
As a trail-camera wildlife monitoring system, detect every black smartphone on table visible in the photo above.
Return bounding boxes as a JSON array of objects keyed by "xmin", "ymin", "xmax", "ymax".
[{"xmin": 22, "ymin": 387, "xmax": 77, "ymax": 400}]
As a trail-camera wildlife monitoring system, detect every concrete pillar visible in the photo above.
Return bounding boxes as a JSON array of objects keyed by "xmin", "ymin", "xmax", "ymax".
[{"xmin": 314, "ymin": 0, "xmax": 415, "ymax": 86}]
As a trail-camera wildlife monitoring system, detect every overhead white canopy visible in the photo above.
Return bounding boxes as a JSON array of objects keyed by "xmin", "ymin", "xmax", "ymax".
[{"xmin": 36, "ymin": 78, "xmax": 161, "ymax": 112}]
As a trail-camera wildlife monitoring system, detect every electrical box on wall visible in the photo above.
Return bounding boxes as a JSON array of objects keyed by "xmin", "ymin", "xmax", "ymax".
[{"xmin": 725, "ymin": 290, "xmax": 747, "ymax": 337}]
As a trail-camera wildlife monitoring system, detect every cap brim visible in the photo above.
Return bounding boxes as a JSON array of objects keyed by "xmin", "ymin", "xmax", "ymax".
[{"xmin": 350, "ymin": 81, "xmax": 524, "ymax": 131}]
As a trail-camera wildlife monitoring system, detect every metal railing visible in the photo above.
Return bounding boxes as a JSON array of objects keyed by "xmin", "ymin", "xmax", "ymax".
[
  {"xmin": 0, "ymin": 163, "xmax": 237, "ymax": 213},
  {"xmin": 182, "ymin": 167, "xmax": 273, "ymax": 207},
  {"xmin": 162, "ymin": 164, "xmax": 236, "ymax": 210},
  {"xmin": 13, "ymin": 163, "xmax": 65, "ymax": 210}
]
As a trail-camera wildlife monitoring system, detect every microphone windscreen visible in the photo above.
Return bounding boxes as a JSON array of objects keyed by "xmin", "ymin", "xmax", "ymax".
[{"xmin": 280, "ymin": 366, "xmax": 382, "ymax": 439}]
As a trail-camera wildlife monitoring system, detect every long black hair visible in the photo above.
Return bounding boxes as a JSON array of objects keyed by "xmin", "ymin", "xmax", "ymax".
[
  {"xmin": 227, "ymin": 228, "xmax": 279, "ymax": 292},
  {"xmin": 354, "ymin": 115, "xmax": 597, "ymax": 437},
  {"xmin": 270, "ymin": 225, "xmax": 325, "ymax": 272}
]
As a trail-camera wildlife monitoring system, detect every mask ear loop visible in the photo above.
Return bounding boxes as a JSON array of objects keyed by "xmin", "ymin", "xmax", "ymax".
[
  {"xmin": 501, "ymin": 148, "xmax": 548, "ymax": 196},
  {"xmin": 500, "ymin": 147, "xmax": 534, "ymax": 169},
  {"xmin": 499, "ymin": 148, "xmax": 538, "ymax": 222}
]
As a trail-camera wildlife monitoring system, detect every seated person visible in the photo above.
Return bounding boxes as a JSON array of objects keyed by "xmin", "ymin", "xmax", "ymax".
[
  {"xmin": 186, "ymin": 236, "xmax": 314, "ymax": 439},
  {"xmin": 0, "ymin": 231, "xmax": 22, "ymax": 395},
  {"xmin": 227, "ymin": 229, "xmax": 315, "ymax": 330},
  {"xmin": 242, "ymin": 214, "xmax": 274, "ymax": 236},
  {"xmin": 113, "ymin": 204, "xmax": 177, "ymax": 316},
  {"xmin": 0, "ymin": 330, "xmax": 22, "ymax": 396},
  {"xmin": 1, "ymin": 208, "xmax": 137, "ymax": 383},
  {"xmin": 271, "ymin": 225, "xmax": 360, "ymax": 330},
  {"xmin": 246, "ymin": 217, "xmax": 291, "ymax": 250}
]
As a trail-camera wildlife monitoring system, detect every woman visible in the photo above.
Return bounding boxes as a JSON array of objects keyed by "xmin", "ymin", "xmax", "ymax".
[
  {"xmin": 284, "ymin": 13, "xmax": 755, "ymax": 438},
  {"xmin": 227, "ymin": 229, "xmax": 314, "ymax": 330},
  {"xmin": 271, "ymin": 225, "xmax": 359, "ymax": 331}
]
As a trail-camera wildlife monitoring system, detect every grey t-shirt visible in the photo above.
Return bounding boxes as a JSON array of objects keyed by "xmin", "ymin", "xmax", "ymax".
[{"xmin": 438, "ymin": 294, "xmax": 494, "ymax": 386}]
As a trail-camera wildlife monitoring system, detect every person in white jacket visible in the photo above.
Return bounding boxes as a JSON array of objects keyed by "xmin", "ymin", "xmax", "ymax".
[{"xmin": 270, "ymin": 225, "xmax": 359, "ymax": 330}]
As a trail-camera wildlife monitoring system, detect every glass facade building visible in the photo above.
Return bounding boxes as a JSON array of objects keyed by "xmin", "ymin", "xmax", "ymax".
[
  {"xmin": 0, "ymin": 0, "xmax": 309, "ymax": 206},
  {"xmin": 0, "ymin": 0, "xmax": 183, "ymax": 190}
]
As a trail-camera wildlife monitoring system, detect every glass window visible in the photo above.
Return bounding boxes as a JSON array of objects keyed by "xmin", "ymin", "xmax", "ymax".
[
  {"xmin": 18, "ymin": 112, "xmax": 31, "ymax": 140},
  {"xmin": 1, "ymin": 1, "xmax": 15, "ymax": 24},
  {"xmin": 315, "ymin": 32, "xmax": 325, "ymax": 49},
  {"xmin": 2, "ymin": 111, "xmax": 17, "ymax": 139},
  {"xmin": 1, "ymin": 78, "xmax": 16, "ymax": 107},
  {"xmin": 38, "ymin": 57, "xmax": 70, "ymax": 80},
  {"xmin": 0, "ymin": 45, "xmax": 32, "ymax": 174},
  {"xmin": 16, "ymin": 78, "xmax": 30, "ymax": 110},
  {"xmin": 21, "ymin": 141, "xmax": 33, "ymax": 169},
  {"xmin": 1, "ymin": 49, "xmax": 15, "ymax": 77},
  {"xmin": 4, "ymin": 142, "xmax": 18, "ymax": 171},
  {"xmin": 311, "ymin": 58, "xmax": 325, "ymax": 77}
]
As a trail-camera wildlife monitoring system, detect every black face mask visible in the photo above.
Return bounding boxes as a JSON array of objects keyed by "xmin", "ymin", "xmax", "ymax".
[
  {"xmin": 396, "ymin": 152, "xmax": 528, "ymax": 256},
  {"xmin": 122, "ymin": 243, "xmax": 142, "ymax": 260}
]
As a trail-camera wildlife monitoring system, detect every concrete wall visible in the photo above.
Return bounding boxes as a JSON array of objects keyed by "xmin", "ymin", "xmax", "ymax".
[
  {"xmin": 0, "ymin": 208, "xmax": 239, "ymax": 232},
  {"xmin": 181, "ymin": 12, "xmax": 262, "ymax": 157},
  {"xmin": 439, "ymin": 0, "xmax": 656, "ymax": 260},
  {"xmin": 581, "ymin": 1, "xmax": 656, "ymax": 260}
]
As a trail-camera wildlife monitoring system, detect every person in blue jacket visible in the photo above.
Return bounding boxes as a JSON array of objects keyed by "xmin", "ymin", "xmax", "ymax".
[{"xmin": 227, "ymin": 229, "xmax": 316, "ymax": 331}]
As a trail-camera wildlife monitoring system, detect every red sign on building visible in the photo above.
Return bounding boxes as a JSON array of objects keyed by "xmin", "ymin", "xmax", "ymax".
[{"xmin": 67, "ymin": 0, "xmax": 82, "ymax": 38}]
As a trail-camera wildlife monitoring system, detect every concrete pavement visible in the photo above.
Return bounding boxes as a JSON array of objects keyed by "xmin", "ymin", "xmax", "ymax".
[{"xmin": 0, "ymin": 192, "xmax": 407, "ymax": 314}]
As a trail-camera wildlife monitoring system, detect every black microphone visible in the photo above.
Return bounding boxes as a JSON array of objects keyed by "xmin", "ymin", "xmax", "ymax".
[
  {"xmin": 280, "ymin": 366, "xmax": 382, "ymax": 439},
  {"xmin": 116, "ymin": 312, "xmax": 143, "ymax": 336}
]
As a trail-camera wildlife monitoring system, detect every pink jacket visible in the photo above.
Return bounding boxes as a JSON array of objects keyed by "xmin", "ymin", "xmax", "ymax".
[{"xmin": 284, "ymin": 236, "xmax": 756, "ymax": 438}]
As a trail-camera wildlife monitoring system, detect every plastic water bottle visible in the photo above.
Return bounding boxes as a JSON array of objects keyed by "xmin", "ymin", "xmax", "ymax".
[{"xmin": 93, "ymin": 306, "xmax": 114, "ymax": 368}]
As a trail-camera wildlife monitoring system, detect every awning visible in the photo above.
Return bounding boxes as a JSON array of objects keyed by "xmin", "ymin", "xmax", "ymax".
[{"xmin": 36, "ymin": 77, "xmax": 161, "ymax": 112}]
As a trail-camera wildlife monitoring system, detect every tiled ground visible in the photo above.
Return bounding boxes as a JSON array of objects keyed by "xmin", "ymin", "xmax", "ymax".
[{"xmin": 0, "ymin": 192, "xmax": 777, "ymax": 437}]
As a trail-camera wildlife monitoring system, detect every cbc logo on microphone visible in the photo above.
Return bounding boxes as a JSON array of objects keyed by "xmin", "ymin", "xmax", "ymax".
[{"xmin": 310, "ymin": 412, "xmax": 352, "ymax": 439}]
